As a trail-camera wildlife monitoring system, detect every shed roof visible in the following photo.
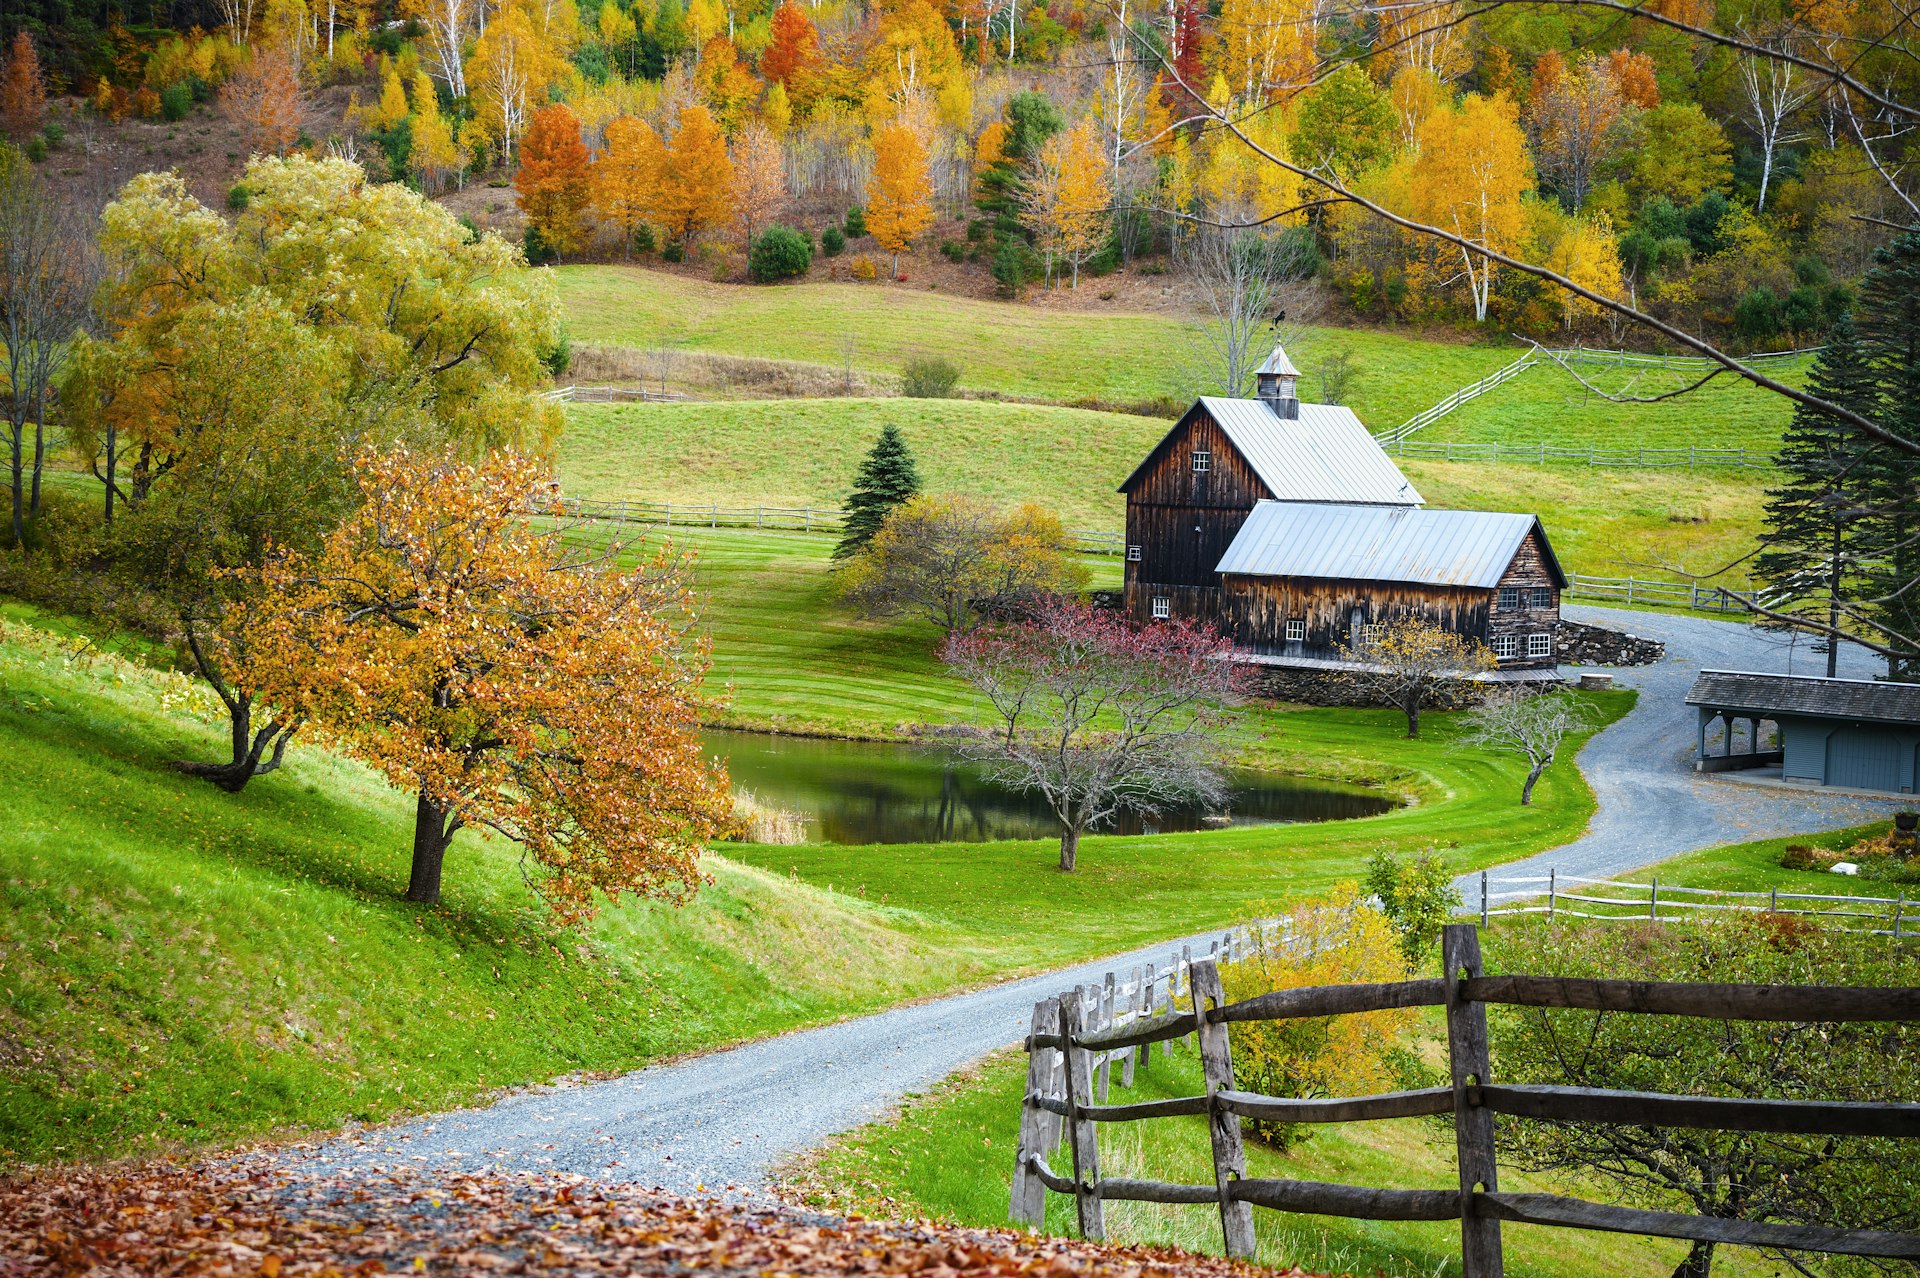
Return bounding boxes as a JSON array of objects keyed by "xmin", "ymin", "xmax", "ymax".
[
  {"xmin": 1214, "ymin": 501, "xmax": 1567, "ymax": 589},
  {"xmin": 1118, "ymin": 397, "xmax": 1423, "ymax": 506},
  {"xmin": 1686, "ymin": 670, "xmax": 1920, "ymax": 726},
  {"xmin": 1256, "ymin": 346, "xmax": 1301, "ymax": 377}
]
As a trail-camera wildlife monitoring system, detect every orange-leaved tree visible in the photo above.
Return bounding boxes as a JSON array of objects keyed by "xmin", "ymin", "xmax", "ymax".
[
  {"xmin": 220, "ymin": 51, "xmax": 302, "ymax": 156},
  {"xmin": 236, "ymin": 447, "xmax": 735, "ymax": 923},
  {"xmin": 592, "ymin": 113, "xmax": 664, "ymax": 254},
  {"xmin": 651, "ymin": 104, "xmax": 734, "ymax": 251},
  {"xmin": 729, "ymin": 121, "xmax": 787, "ymax": 246},
  {"xmin": 866, "ymin": 123, "xmax": 933, "ymax": 276},
  {"xmin": 516, "ymin": 101, "xmax": 592, "ymax": 256},
  {"xmin": 0, "ymin": 31, "xmax": 47, "ymax": 139},
  {"xmin": 760, "ymin": 0, "xmax": 821, "ymax": 92}
]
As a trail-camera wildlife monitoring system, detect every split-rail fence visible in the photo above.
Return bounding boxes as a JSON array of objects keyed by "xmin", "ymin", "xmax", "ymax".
[{"xmin": 1010, "ymin": 923, "xmax": 1920, "ymax": 1275}]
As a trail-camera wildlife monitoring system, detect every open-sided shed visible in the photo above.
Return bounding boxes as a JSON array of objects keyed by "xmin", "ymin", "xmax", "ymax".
[{"xmin": 1686, "ymin": 669, "xmax": 1920, "ymax": 793}]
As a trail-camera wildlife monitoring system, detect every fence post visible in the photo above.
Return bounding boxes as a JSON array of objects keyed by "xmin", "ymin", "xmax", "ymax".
[
  {"xmin": 1481, "ymin": 870, "xmax": 1490, "ymax": 930},
  {"xmin": 1097, "ymin": 974, "xmax": 1116, "ymax": 1102},
  {"xmin": 1190, "ymin": 960, "xmax": 1256, "ymax": 1260},
  {"xmin": 1138, "ymin": 963, "xmax": 1157, "ymax": 1071},
  {"xmin": 1771, "ymin": 886, "xmax": 1780, "ymax": 913},
  {"xmin": 1650, "ymin": 877, "xmax": 1659, "ymax": 922},
  {"xmin": 1122, "ymin": 966, "xmax": 1141, "ymax": 1088},
  {"xmin": 1011, "ymin": 997, "xmax": 1061, "ymax": 1227},
  {"xmin": 1058, "ymin": 988, "xmax": 1104, "ymax": 1240},
  {"xmin": 1896, "ymin": 895, "xmax": 1906, "ymax": 939},
  {"xmin": 1548, "ymin": 868, "xmax": 1557, "ymax": 922},
  {"xmin": 1443, "ymin": 924, "xmax": 1504, "ymax": 1278}
]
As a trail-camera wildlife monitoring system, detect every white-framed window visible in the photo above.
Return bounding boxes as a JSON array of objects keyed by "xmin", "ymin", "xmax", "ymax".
[
  {"xmin": 1126, "ymin": 544, "xmax": 1142, "ymax": 562},
  {"xmin": 1498, "ymin": 586, "xmax": 1519, "ymax": 610},
  {"xmin": 1492, "ymin": 633, "xmax": 1518, "ymax": 660},
  {"xmin": 1359, "ymin": 623, "xmax": 1386, "ymax": 649},
  {"xmin": 1191, "ymin": 449, "xmax": 1212, "ymax": 473},
  {"xmin": 1284, "ymin": 618, "xmax": 1306, "ymax": 643},
  {"xmin": 1532, "ymin": 587, "xmax": 1556, "ymax": 609},
  {"xmin": 1527, "ymin": 632, "xmax": 1553, "ymax": 658},
  {"xmin": 1151, "ymin": 595, "xmax": 1171, "ymax": 620}
]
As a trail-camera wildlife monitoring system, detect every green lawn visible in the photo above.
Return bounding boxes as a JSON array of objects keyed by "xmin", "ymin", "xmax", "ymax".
[
  {"xmin": 552, "ymin": 265, "xmax": 1518, "ymax": 426},
  {"xmin": 1417, "ymin": 356, "xmax": 1804, "ymax": 454}
]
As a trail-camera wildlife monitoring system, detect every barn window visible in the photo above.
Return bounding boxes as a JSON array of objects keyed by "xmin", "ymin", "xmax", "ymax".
[
  {"xmin": 1492, "ymin": 634, "xmax": 1518, "ymax": 660},
  {"xmin": 1127, "ymin": 544, "xmax": 1141, "ymax": 562},
  {"xmin": 1285, "ymin": 619, "xmax": 1305, "ymax": 643},
  {"xmin": 1531, "ymin": 587, "xmax": 1555, "ymax": 608},
  {"xmin": 1498, "ymin": 587, "xmax": 1519, "ymax": 610},
  {"xmin": 1152, "ymin": 595, "xmax": 1171, "ymax": 619},
  {"xmin": 1527, "ymin": 633, "xmax": 1553, "ymax": 658},
  {"xmin": 1191, "ymin": 450, "xmax": 1212, "ymax": 473},
  {"xmin": 1359, "ymin": 623, "xmax": 1386, "ymax": 649}
]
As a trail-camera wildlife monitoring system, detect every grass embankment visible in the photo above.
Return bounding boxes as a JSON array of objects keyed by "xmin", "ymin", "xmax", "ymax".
[
  {"xmin": 563, "ymin": 417, "xmax": 1770, "ymax": 581},
  {"xmin": 0, "ymin": 525, "xmax": 1626, "ymax": 1166},
  {"xmin": 552, "ymin": 265, "xmax": 1517, "ymax": 424}
]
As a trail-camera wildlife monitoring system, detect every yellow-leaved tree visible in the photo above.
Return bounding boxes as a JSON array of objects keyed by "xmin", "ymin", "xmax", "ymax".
[
  {"xmin": 866, "ymin": 122, "xmax": 934, "ymax": 275},
  {"xmin": 1019, "ymin": 118, "xmax": 1110, "ymax": 289},
  {"xmin": 234, "ymin": 447, "xmax": 735, "ymax": 923},
  {"xmin": 1214, "ymin": 887, "xmax": 1416, "ymax": 1149},
  {"xmin": 467, "ymin": 0, "xmax": 559, "ymax": 158},
  {"xmin": 1214, "ymin": 0, "xmax": 1317, "ymax": 101},
  {"xmin": 1406, "ymin": 92, "xmax": 1534, "ymax": 322},
  {"xmin": 729, "ymin": 121, "xmax": 787, "ymax": 246},
  {"xmin": 650, "ymin": 104, "xmax": 735, "ymax": 251},
  {"xmin": 592, "ymin": 113, "xmax": 664, "ymax": 254},
  {"xmin": 408, "ymin": 70, "xmax": 462, "ymax": 192}
]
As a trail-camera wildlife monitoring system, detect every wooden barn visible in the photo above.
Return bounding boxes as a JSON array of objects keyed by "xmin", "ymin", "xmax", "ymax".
[{"xmin": 1118, "ymin": 343, "xmax": 1566, "ymax": 670}]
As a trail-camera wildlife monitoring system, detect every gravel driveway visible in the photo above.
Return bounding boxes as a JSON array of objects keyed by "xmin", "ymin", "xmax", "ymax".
[
  {"xmin": 277, "ymin": 605, "xmax": 1909, "ymax": 1194},
  {"xmin": 1467, "ymin": 604, "xmax": 1910, "ymax": 903}
]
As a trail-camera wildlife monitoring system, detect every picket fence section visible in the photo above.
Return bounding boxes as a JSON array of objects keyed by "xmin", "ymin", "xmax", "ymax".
[
  {"xmin": 1478, "ymin": 870, "xmax": 1914, "ymax": 937},
  {"xmin": 542, "ymin": 385, "xmax": 700, "ymax": 404},
  {"xmin": 1011, "ymin": 924, "xmax": 1920, "ymax": 1274},
  {"xmin": 549, "ymin": 494, "xmax": 1127, "ymax": 555}
]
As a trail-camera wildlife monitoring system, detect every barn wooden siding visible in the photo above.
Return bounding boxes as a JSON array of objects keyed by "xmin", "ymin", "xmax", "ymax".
[
  {"xmin": 1221, "ymin": 577, "xmax": 1488, "ymax": 656},
  {"xmin": 1122, "ymin": 407, "xmax": 1271, "ymax": 626},
  {"xmin": 1488, "ymin": 527, "xmax": 1561, "ymax": 657}
]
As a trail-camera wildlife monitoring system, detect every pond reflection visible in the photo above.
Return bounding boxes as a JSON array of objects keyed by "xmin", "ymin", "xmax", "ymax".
[{"xmin": 705, "ymin": 729, "xmax": 1395, "ymax": 846}]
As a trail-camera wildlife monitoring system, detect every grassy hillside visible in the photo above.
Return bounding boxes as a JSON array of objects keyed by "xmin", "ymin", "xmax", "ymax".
[
  {"xmin": 1417, "ymin": 356, "xmax": 1803, "ymax": 453},
  {"xmin": 561, "ymin": 405, "xmax": 1770, "ymax": 580},
  {"xmin": 552, "ymin": 266, "xmax": 1517, "ymax": 426}
]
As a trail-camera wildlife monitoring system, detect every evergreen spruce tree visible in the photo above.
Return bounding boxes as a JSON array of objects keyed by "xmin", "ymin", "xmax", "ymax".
[
  {"xmin": 833, "ymin": 424, "xmax": 921, "ymax": 560},
  {"xmin": 1852, "ymin": 234, "xmax": 1920, "ymax": 680},
  {"xmin": 1754, "ymin": 312, "xmax": 1879, "ymax": 677}
]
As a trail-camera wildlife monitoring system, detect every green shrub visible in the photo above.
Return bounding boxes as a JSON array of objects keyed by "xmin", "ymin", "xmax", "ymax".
[
  {"xmin": 627, "ymin": 221, "xmax": 657, "ymax": 255},
  {"xmin": 939, "ymin": 239, "xmax": 963, "ymax": 262},
  {"xmin": 820, "ymin": 225, "xmax": 846, "ymax": 256},
  {"xmin": 662, "ymin": 242, "xmax": 685, "ymax": 263},
  {"xmin": 24, "ymin": 136, "xmax": 46, "ymax": 163},
  {"xmin": 1363, "ymin": 846, "xmax": 1463, "ymax": 969},
  {"xmin": 226, "ymin": 183, "xmax": 251, "ymax": 210},
  {"xmin": 523, "ymin": 225, "xmax": 559, "ymax": 266},
  {"xmin": 160, "ymin": 82, "xmax": 193, "ymax": 122},
  {"xmin": 991, "ymin": 238, "xmax": 1026, "ymax": 295},
  {"xmin": 542, "ymin": 325, "xmax": 572, "ymax": 377},
  {"xmin": 41, "ymin": 120, "xmax": 64, "ymax": 147},
  {"xmin": 1734, "ymin": 286, "xmax": 1783, "ymax": 344},
  {"xmin": 844, "ymin": 204, "xmax": 866, "ymax": 238},
  {"xmin": 900, "ymin": 354, "xmax": 961, "ymax": 398},
  {"xmin": 749, "ymin": 224, "xmax": 814, "ymax": 283}
]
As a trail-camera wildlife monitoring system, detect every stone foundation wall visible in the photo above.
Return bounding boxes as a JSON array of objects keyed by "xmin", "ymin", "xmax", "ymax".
[
  {"xmin": 1555, "ymin": 619, "xmax": 1664, "ymax": 667},
  {"xmin": 1241, "ymin": 665, "xmax": 1503, "ymax": 710}
]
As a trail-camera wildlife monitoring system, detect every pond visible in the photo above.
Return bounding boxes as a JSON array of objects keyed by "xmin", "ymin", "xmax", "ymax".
[{"xmin": 705, "ymin": 729, "xmax": 1396, "ymax": 846}]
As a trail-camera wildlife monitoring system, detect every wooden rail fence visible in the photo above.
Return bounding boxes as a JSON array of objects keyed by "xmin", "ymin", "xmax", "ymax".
[
  {"xmin": 1381, "ymin": 439, "xmax": 1776, "ymax": 470},
  {"xmin": 1565, "ymin": 573, "xmax": 1751, "ymax": 613},
  {"xmin": 1010, "ymin": 923, "xmax": 1920, "ymax": 1274},
  {"xmin": 1477, "ymin": 870, "xmax": 1914, "ymax": 936},
  {"xmin": 541, "ymin": 384, "xmax": 701, "ymax": 404},
  {"xmin": 548, "ymin": 494, "xmax": 1128, "ymax": 555}
]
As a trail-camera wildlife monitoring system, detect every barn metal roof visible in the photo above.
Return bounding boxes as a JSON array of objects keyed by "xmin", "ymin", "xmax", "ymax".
[
  {"xmin": 1255, "ymin": 346, "xmax": 1301, "ymax": 377},
  {"xmin": 1686, "ymin": 670, "xmax": 1920, "ymax": 725},
  {"xmin": 1214, "ymin": 501, "xmax": 1565, "ymax": 588},
  {"xmin": 1215, "ymin": 396, "xmax": 1424, "ymax": 505}
]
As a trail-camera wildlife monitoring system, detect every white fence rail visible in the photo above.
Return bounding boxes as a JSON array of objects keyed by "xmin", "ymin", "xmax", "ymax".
[
  {"xmin": 543, "ymin": 384, "xmax": 702, "ymax": 404},
  {"xmin": 1478, "ymin": 870, "xmax": 1913, "ymax": 937},
  {"xmin": 1376, "ymin": 354, "xmax": 1538, "ymax": 443},
  {"xmin": 1566, "ymin": 574, "xmax": 1751, "ymax": 613},
  {"xmin": 551, "ymin": 494, "xmax": 1127, "ymax": 556},
  {"xmin": 1381, "ymin": 439, "xmax": 1775, "ymax": 469}
]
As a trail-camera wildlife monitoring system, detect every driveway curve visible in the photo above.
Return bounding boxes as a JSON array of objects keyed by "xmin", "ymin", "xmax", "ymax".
[
  {"xmin": 1471, "ymin": 604, "xmax": 1909, "ymax": 902},
  {"xmin": 277, "ymin": 605, "xmax": 1909, "ymax": 1194}
]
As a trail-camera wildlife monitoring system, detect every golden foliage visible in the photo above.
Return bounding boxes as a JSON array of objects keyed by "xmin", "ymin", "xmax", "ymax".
[
  {"xmin": 234, "ymin": 447, "xmax": 735, "ymax": 925},
  {"xmin": 516, "ymin": 101, "xmax": 593, "ymax": 254},
  {"xmin": 1214, "ymin": 0, "xmax": 1317, "ymax": 100},
  {"xmin": 1406, "ymin": 92, "xmax": 1533, "ymax": 320},
  {"xmin": 592, "ymin": 113, "xmax": 664, "ymax": 250},
  {"xmin": 651, "ymin": 104, "xmax": 736, "ymax": 248},
  {"xmin": 728, "ymin": 121, "xmax": 787, "ymax": 244},
  {"xmin": 866, "ymin": 122, "xmax": 934, "ymax": 269},
  {"xmin": 1376, "ymin": 0, "xmax": 1470, "ymax": 83},
  {"xmin": 1, "ymin": 31, "xmax": 48, "ymax": 139},
  {"xmin": 219, "ymin": 51, "xmax": 302, "ymax": 156},
  {"xmin": 1216, "ymin": 888, "xmax": 1416, "ymax": 1148}
]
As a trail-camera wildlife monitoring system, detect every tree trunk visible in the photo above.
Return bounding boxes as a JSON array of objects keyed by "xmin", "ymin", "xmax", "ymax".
[
  {"xmin": 406, "ymin": 790, "xmax": 460, "ymax": 904},
  {"xmin": 8, "ymin": 420, "xmax": 22, "ymax": 549},
  {"xmin": 1058, "ymin": 824, "xmax": 1081, "ymax": 872},
  {"xmin": 1404, "ymin": 698, "xmax": 1421, "ymax": 739},
  {"xmin": 29, "ymin": 412, "xmax": 44, "ymax": 517},
  {"xmin": 1521, "ymin": 761, "xmax": 1545, "ymax": 805},
  {"xmin": 174, "ymin": 693, "xmax": 297, "ymax": 792},
  {"xmin": 1670, "ymin": 1239, "xmax": 1714, "ymax": 1278}
]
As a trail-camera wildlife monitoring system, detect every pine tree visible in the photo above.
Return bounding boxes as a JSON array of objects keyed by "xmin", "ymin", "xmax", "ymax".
[
  {"xmin": 834, "ymin": 425, "xmax": 922, "ymax": 560},
  {"xmin": 1854, "ymin": 233, "xmax": 1920, "ymax": 680},
  {"xmin": 1754, "ymin": 313, "xmax": 1880, "ymax": 677}
]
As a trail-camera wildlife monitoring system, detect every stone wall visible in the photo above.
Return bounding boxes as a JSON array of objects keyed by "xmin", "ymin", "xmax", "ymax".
[
  {"xmin": 1240, "ymin": 664, "xmax": 1500, "ymax": 710},
  {"xmin": 1555, "ymin": 618, "xmax": 1665, "ymax": 667}
]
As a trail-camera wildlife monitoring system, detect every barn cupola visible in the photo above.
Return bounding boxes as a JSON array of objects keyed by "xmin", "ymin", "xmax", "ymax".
[{"xmin": 1254, "ymin": 344, "xmax": 1301, "ymax": 419}]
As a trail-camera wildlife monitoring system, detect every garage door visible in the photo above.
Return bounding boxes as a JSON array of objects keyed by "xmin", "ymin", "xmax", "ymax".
[{"xmin": 1826, "ymin": 729, "xmax": 1906, "ymax": 792}]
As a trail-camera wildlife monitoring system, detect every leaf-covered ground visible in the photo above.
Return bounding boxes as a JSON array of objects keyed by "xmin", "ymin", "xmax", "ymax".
[{"xmin": 0, "ymin": 1159, "xmax": 1313, "ymax": 1277}]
